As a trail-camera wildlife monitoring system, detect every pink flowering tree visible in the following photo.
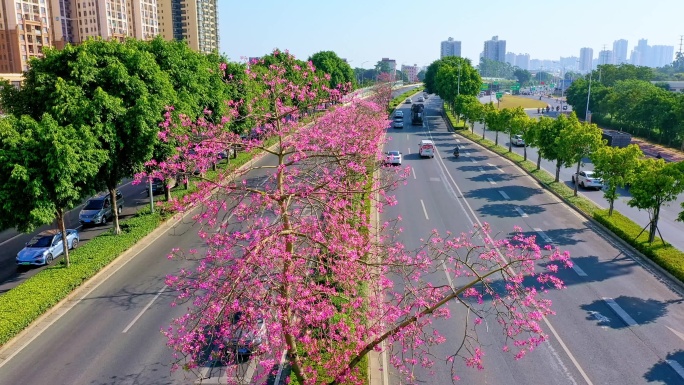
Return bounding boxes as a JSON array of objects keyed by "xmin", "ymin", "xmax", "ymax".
[{"xmin": 140, "ymin": 50, "xmax": 571, "ymax": 385}]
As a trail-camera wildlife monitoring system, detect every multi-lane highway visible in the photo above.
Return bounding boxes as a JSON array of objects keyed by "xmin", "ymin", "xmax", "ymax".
[
  {"xmin": 468, "ymin": 109, "xmax": 684, "ymax": 253},
  {"xmin": 381, "ymin": 95, "xmax": 684, "ymax": 384}
]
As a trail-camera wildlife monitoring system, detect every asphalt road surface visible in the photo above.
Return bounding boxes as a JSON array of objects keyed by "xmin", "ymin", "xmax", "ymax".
[{"xmin": 381, "ymin": 95, "xmax": 684, "ymax": 384}]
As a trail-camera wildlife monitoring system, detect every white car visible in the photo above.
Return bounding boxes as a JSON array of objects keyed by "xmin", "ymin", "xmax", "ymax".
[
  {"xmin": 417, "ymin": 97, "xmax": 425, "ymax": 102},
  {"xmin": 572, "ymin": 170, "xmax": 603, "ymax": 190},
  {"xmin": 512, "ymin": 134, "xmax": 525, "ymax": 146},
  {"xmin": 394, "ymin": 110, "xmax": 404, "ymax": 118},
  {"xmin": 405, "ymin": 98, "xmax": 412, "ymax": 104},
  {"xmin": 393, "ymin": 120, "xmax": 404, "ymax": 128},
  {"xmin": 385, "ymin": 151, "xmax": 402, "ymax": 165}
]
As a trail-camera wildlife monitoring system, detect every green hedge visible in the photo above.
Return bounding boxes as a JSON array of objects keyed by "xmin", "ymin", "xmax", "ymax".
[
  {"xmin": 388, "ymin": 87, "xmax": 424, "ymax": 113},
  {"xmin": 0, "ymin": 211, "xmax": 162, "ymax": 346},
  {"xmin": 444, "ymin": 102, "xmax": 684, "ymax": 285}
]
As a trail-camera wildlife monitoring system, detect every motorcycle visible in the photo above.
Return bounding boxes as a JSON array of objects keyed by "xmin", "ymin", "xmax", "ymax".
[{"xmin": 453, "ymin": 148, "xmax": 460, "ymax": 158}]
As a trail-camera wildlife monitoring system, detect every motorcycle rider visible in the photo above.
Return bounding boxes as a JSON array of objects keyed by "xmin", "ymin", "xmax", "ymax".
[{"xmin": 453, "ymin": 146, "xmax": 460, "ymax": 156}]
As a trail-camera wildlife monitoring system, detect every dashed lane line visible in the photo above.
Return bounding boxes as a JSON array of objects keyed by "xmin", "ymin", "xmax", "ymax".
[{"xmin": 603, "ymin": 298, "xmax": 637, "ymax": 327}]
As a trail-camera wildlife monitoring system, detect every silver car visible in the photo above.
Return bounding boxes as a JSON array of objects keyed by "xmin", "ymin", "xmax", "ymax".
[
  {"xmin": 16, "ymin": 229, "xmax": 79, "ymax": 266},
  {"xmin": 79, "ymin": 191, "xmax": 124, "ymax": 226}
]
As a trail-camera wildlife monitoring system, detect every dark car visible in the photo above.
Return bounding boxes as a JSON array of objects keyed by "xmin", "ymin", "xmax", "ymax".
[{"xmin": 78, "ymin": 191, "xmax": 124, "ymax": 226}]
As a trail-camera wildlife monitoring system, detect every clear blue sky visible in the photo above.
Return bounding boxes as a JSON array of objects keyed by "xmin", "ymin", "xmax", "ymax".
[{"xmin": 218, "ymin": 0, "xmax": 683, "ymax": 68}]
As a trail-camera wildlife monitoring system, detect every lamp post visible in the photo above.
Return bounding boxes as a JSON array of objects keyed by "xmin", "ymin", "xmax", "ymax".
[
  {"xmin": 360, "ymin": 60, "xmax": 369, "ymax": 85},
  {"xmin": 585, "ymin": 71, "xmax": 593, "ymax": 122}
]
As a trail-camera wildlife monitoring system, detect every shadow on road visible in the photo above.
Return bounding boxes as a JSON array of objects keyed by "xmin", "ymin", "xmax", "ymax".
[
  {"xmin": 643, "ymin": 350, "xmax": 684, "ymax": 384},
  {"xmin": 580, "ymin": 295, "xmax": 681, "ymax": 329},
  {"xmin": 463, "ymin": 186, "xmax": 544, "ymax": 202},
  {"xmin": 467, "ymin": 173, "xmax": 521, "ymax": 183},
  {"xmin": 476, "ymin": 203, "xmax": 547, "ymax": 218},
  {"xmin": 514, "ymin": 227, "xmax": 589, "ymax": 247}
]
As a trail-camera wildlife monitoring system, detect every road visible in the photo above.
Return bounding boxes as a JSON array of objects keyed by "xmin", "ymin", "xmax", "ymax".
[
  {"xmin": 468, "ymin": 111, "xmax": 684, "ymax": 253},
  {"xmin": 0, "ymin": 86, "xmax": 421, "ymax": 385},
  {"xmin": 0, "ymin": 180, "xmax": 165, "ymax": 293},
  {"xmin": 381, "ymin": 94, "xmax": 684, "ymax": 384}
]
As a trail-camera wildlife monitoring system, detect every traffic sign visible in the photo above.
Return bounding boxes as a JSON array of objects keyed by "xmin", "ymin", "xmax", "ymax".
[
  {"xmin": 495, "ymin": 92, "xmax": 503, "ymax": 99},
  {"xmin": 480, "ymin": 84, "xmax": 489, "ymax": 90},
  {"xmin": 511, "ymin": 84, "xmax": 520, "ymax": 90}
]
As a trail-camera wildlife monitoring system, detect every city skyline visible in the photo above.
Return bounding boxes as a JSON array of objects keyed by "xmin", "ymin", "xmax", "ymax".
[{"xmin": 218, "ymin": 0, "xmax": 683, "ymax": 69}]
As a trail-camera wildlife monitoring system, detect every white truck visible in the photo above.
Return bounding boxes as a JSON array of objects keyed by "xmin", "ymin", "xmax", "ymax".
[{"xmin": 418, "ymin": 140, "xmax": 435, "ymax": 158}]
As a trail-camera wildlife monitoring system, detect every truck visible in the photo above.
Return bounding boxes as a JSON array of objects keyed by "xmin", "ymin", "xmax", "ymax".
[
  {"xmin": 411, "ymin": 104, "xmax": 424, "ymax": 125},
  {"xmin": 602, "ymin": 130, "xmax": 631, "ymax": 148}
]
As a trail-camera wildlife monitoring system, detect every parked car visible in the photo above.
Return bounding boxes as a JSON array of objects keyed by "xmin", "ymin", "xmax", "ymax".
[
  {"xmin": 145, "ymin": 177, "xmax": 178, "ymax": 196},
  {"xmin": 512, "ymin": 134, "xmax": 526, "ymax": 146},
  {"xmin": 384, "ymin": 150, "xmax": 403, "ymax": 166},
  {"xmin": 16, "ymin": 229, "xmax": 79, "ymax": 266},
  {"xmin": 227, "ymin": 311, "xmax": 266, "ymax": 357},
  {"xmin": 572, "ymin": 170, "xmax": 603, "ymax": 190},
  {"xmin": 79, "ymin": 190, "xmax": 124, "ymax": 226}
]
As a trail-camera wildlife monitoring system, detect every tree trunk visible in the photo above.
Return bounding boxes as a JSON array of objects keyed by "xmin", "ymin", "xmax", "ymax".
[
  {"xmin": 109, "ymin": 187, "xmax": 121, "ymax": 235},
  {"xmin": 537, "ymin": 153, "xmax": 541, "ymax": 170},
  {"xmin": 523, "ymin": 145, "xmax": 527, "ymax": 161},
  {"xmin": 495, "ymin": 131, "xmax": 499, "ymax": 146},
  {"xmin": 56, "ymin": 208, "xmax": 70, "ymax": 267},
  {"xmin": 649, "ymin": 205, "xmax": 660, "ymax": 243},
  {"xmin": 508, "ymin": 132, "xmax": 512, "ymax": 152},
  {"xmin": 482, "ymin": 123, "xmax": 486, "ymax": 140},
  {"xmin": 608, "ymin": 199, "xmax": 614, "ymax": 216},
  {"xmin": 471, "ymin": 121, "xmax": 474, "ymax": 134},
  {"xmin": 574, "ymin": 161, "xmax": 581, "ymax": 196},
  {"xmin": 555, "ymin": 160, "xmax": 561, "ymax": 182}
]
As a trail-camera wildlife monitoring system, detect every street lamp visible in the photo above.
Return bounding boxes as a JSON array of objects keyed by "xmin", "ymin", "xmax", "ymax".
[{"xmin": 359, "ymin": 60, "xmax": 369, "ymax": 84}]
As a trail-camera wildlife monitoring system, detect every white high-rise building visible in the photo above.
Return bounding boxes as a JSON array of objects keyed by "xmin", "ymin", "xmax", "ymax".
[
  {"xmin": 579, "ymin": 47, "xmax": 593, "ymax": 73},
  {"xmin": 483, "ymin": 36, "xmax": 506, "ymax": 63},
  {"xmin": 516, "ymin": 53, "xmax": 530, "ymax": 70},
  {"xmin": 613, "ymin": 39, "xmax": 628, "ymax": 64},
  {"xmin": 440, "ymin": 37, "xmax": 461, "ymax": 58},
  {"xmin": 651, "ymin": 45, "xmax": 675, "ymax": 67},
  {"xmin": 505, "ymin": 52, "xmax": 516, "ymax": 66},
  {"xmin": 598, "ymin": 50, "xmax": 614, "ymax": 66}
]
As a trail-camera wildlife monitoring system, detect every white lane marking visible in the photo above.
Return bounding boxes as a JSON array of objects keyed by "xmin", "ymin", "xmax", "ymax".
[
  {"xmin": 499, "ymin": 191, "xmax": 511, "ymax": 200},
  {"xmin": 487, "ymin": 163, "xmax": 505, "ymax": 173},
  {"xmin": 456, "ymin": 139, "xmax": 461, "ymax": 143},
  {"xmin": 478, "ymin": 167, "xmax": 485, "ymax": 172},
  {"xmin": 542, "ymin": 316, "xmax": 593, "ymax": 385},
  {"xmin": 667, "ymin": 360, "xmax": 684, "ymax": 380},
  {"xmin": 514, "ymin": 207, "xmax": 529, "ymax": 217},
  {"xmin": 487, "ymin": 163, "xmax": 495, "ymax": 167},
  {"xmin": 487, "ymin": 178, "xmax": 497, "ymax": 185},
  {"xmin": 587, "ymin": 310, "xmax": 610, "ymax": 323},
  {"xmin": 667, "ymin": 326, "xmax": 684, "ymax": 343},
  {"xmin": 412, "ymin": 167, "xmax": 416, "ymax": 180},
  {"xmin": 406, "ymin": 134, "xmax": 409, "ymax": 140},
  {"xmin": 273, "ymin": 349, "xmax": 288, "ymax": 385},
  {"xmin": 0, "ymin": 233, "xmax": 22, "ymax": 247},
  {"xmin": 420, "ymin": 199, "xmax": 429, "ymax": 220},
  {"xmin": 429, "ymin": 177, "xmax": 441, "ymax": 182},
  {"xmin": 407, "ymin": 148, "xmax": 411, "ymax": 154},
  {"xmin": 603, "ymin": 297, "xmax": 637, "ymax": 327},
  {"xmin": 534, "ymin": 228, "xmax": 553, "ymax": 244},
  {"xmin": 122, "ymin": 285, "xmax": 168, "ymax": 333},
  {"xmin": 572, "ymin": 263, "xmax": 588, "ymax": 277},
  {"xmin": 471, "ymin": 158, "xmax": 476, "ymax": 163}
]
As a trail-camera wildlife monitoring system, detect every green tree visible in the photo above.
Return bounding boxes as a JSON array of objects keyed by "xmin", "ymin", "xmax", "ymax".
[
  {"xmin": 505, "ymin": 107, "xmax": 529, "ymax": 153},
  {"xmin": 462, "ymin": 96, "xmax": 484, "ymax": 134},
  {"xmin": 0, "ymin": 114, "xmax": 106, "ymax": 266},
  {"xmin": 482, "ymin": 102, "xmax": 496, "ymax": 140},
  {"xmin": 533, "ymin": 115, "xmax": 565, "ymax": 178},
  {"xmin": 485, "ymin": 105, "xmax": 508, "ymax": 146},
  {"xmin": 628, "ymin": 160, "xmax": 684, "ymax": 243},
  {"xmin": 557, "ymin": 116, "xmax": 604, "ymax": 195},
  {"xmin": 309, "ymin": 51, "xmax": 356, "ymax": 90},
  {"xmin": 513, "ymin": 68, "xmax": 532, "ymax": 85},
  {"xmin": 590, "ymin": 144, "xmax": 643, "ymax": 215},
  {"xmin": 4, "ymin": 39, "xmax": 176, "ymax": 234}
]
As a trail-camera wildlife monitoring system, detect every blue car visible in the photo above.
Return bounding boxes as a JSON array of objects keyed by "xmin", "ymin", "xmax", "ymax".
[{"xmin": 16, "ymin": 229, "xmax": 80, "ymax": 266}]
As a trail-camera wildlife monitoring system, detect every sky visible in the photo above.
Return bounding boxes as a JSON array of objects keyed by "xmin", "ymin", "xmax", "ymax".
[{"xmin": 218, "ymin": 0, "xmax": 683, "ymax": 69}]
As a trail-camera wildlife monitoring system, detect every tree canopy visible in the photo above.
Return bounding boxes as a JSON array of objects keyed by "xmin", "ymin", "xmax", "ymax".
[{"xmin": 309, "ymin": 50, "xmax": 356, "ymax": 90}]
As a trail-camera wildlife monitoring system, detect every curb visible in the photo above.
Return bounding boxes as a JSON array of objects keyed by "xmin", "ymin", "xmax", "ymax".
[{"xmin": 441, "ymin": 111, "xmax": 684, "ymax": 295}]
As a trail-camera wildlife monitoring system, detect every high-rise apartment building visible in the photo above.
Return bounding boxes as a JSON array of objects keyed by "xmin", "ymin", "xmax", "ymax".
[
  {"xmin": 613, "ymin": 39, "xmax": 628, "ymax": 64},
  {"xmin": 0, "ymin": 0, "xmax": 53, "ymax": 72},
  {"xmin": 379, "ymin": 57, "xmax": 396, "ymax": 72},
  {"xmin": 516, "ymin": 53, "xmax": 530, "ymax": 70},
  {"xmin": 598, "ymin": 49, "xmax": 614, "ymax": 66},
  {"xmin": 158, "ymin": 0, "xmax": 218, "ymax": 54},
  {"xmin": 579, "ymin": 47, "xmax": 593, "ymax": 73},
  {"xmin": 505, "ymin": 51, "xmax": 516, "ymax": 66},
  {"xmin": 401, "ymin": 64, "xmax": 418, "ymax": 83},
  {"xmin": 483, "ymin": 36, "xmax": 505, "ymax": 63},
  {"xmin": 440, "ymin": 37, "xmax": 461, "ymax": 58},
  {"xmin": 651, "ymin": 45, "xmax": 675, "ymax": 68}
]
